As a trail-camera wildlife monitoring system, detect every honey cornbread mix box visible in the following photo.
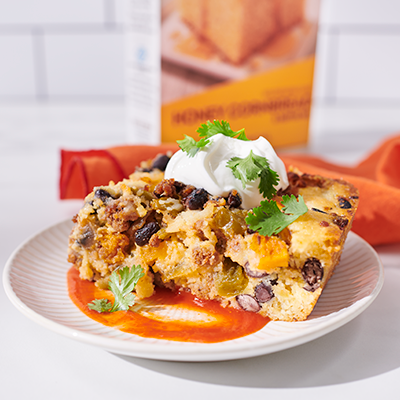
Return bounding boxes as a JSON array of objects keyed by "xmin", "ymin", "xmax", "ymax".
[{"xmin": 125, "ymin": 0, "xmax": 321, "ymax": 147}]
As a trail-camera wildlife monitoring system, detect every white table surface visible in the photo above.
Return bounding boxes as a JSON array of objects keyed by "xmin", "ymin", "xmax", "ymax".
[{"xmin": 1, "ymin": 103, "xmax": 400, "ymax": 400}]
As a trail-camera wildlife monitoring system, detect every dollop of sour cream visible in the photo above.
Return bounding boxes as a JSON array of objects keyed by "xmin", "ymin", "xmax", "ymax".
[{"xmin": 164, "ymin": 134, "xmax": 289, "ymax": 209}]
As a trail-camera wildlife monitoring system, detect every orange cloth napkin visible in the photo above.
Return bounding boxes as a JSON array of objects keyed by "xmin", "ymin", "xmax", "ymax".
[
  {"xmin": 59, "ymin": 135, "xmax": 400, "ymax": 246},
  {"xmin": 60, "ymin": 144, "xmax": 179, "ymax": 199}
]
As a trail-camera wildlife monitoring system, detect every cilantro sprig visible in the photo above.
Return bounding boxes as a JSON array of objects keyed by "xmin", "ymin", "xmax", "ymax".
[
  {"xmin": 246, "ymin": 195, "xmax": 308, "ymax": 236},
  {"xmin": 177, "ymin": 135, "xmax": 210, "ymax": 158},
  {"xmin": 197, "ymin": 120, "xmax": 249, "ymax": 141},
  {"xmin": 226, "ymin": 150, "xmax": 279, "ymax": 200},
  {"xmin": 88, "ymin": 265, "xmax": 144, "ymax": 313},
  {"xmin": 177, "ymin": 119, "xmax": 249, "ymax": 157}
]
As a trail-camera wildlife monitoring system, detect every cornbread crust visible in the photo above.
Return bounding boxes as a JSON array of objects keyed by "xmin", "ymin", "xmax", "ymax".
[{"xmin": 68, "ymin": 166, "xmax": 358, "ymax": 322}]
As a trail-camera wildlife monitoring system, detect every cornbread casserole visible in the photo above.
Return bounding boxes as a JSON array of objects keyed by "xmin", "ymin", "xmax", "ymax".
[{"xmin": 68, "ymin": 154, "xmax": 359, "ymax": 322}]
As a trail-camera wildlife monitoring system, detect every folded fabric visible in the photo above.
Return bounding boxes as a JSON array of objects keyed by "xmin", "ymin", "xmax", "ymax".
[
  {"xmin": 282, "ymin": 134, "xmax": 400, "ymax": 246},
  {"xmin": 60, "ymin": 144, "xmax": 179, "ymax": 199},
  {"xmin": 59, "ymin": 135, "xmax": 400, "ymax": 246}
]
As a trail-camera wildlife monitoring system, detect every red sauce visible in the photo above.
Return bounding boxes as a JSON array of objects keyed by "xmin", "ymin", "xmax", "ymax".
[{"xmin": 67, "ymin": 267, "xmax": 269, "ymax": 343}]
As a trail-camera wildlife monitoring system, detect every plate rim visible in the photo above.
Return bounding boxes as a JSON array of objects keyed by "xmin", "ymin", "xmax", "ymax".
[{"xmin": 3, "ymin": 219, "xmax": 384, "ymax": 362}]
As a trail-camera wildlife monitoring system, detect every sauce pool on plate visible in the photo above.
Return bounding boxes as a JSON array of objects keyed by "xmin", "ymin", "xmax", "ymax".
[{"xmin": 67, "ymin": 267, "xmax": 269, "ymax": 343}]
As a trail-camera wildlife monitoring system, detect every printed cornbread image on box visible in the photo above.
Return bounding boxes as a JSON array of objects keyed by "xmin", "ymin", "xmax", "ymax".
[
  {"xmin": 126, "ymin": 0, "xmax": 320, "ymax": 147},
  {"xmin": 176, "ymin": 0, "xmax": 303, "ymax": 65}
]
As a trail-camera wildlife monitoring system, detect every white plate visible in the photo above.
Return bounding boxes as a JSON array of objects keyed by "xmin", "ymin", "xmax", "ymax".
[{"xmin": 3, "ymin": 220, "xmax": 383, "ymax": 362}]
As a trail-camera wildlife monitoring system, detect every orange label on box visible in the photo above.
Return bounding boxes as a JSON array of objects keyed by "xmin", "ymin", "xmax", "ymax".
[{"xmin": 161, "ymin": 57, "xmax": 315, "ymax": 147}]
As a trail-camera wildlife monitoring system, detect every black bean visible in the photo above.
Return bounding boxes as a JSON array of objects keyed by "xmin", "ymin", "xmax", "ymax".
[
  {"xmin": 94, "ymin": 188, "xmax": 114, "ymax": 203},
  {"xmin": 76, "ymin": 226, "xmax": 94, "ymax": 248},
  {"xmin": 173, "ymin": 180, "xmax": 185, "ymax": 192},
  {"xmin": 134, "ymin": 221, "xmax": 160, "ymax": 246},
  {"xmin": 302, "ymin": 257, "xmax": 323, "ymax": 292},
  {"xmin": 151, "ymin": 154, "xmax": 170, "ymax": 171},
  {"xmin": 269, "ymin": 277, "xmax": 278, "ymax": 286},
  {"xmin": 136, "ymin": 167, "xmax": 152, "ymax": 172},
  {"xmin": 255, "ymin": 282, "xmax": 274, "ymax": 303},
  {"xmin": 175, "ymin": 181, "xmax": 195, "ymax": 198},
  {"xmin": 227, "ymin": 190, "xmax": 242, "ymax": 208},
  {"xmin": 312, "ymin": 207, "xmax": 328, "ymax": 214},
  {"xmin": 236, "ymin": 294, "xmax": 261, "ymax": 312},
  {"xmin": 338, "ymin": 197, "xmax": 352, "ymax": 209},
  {"xmin": 332, "ymin": 215, "xmax": 349, "ymax": 230},
  {"xmin": 184, "ymin": 188, "xmax": 209, "ymax": 210}
]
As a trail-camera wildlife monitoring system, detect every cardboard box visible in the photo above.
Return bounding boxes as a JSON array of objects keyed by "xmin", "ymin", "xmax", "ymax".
[{"xmin": 125, "ymin": 0, "xmax": 320, "ymax": 147}]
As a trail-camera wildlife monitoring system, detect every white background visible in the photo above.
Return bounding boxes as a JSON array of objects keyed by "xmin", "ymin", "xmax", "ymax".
[
  {"xmin": 1, "ymin": 0, "xmax": 400, "ymax": 138},
  {"xmin": 1, "ymin": 2, "xmax": 400, "ymax": 400}
]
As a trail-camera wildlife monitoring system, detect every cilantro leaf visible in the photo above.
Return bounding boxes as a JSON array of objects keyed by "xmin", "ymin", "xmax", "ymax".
[
  {"xmin": 246, "ymin": 195, "xmax": 308, "ymax": 236},
  {"xmin": 258, "ymin": 165, "xmax": 280, "ymax": 199},
  {"xmin": 177, "ymin": 135, "xmax": 210, "ymax": 157},
  {"xmin": 88, "ymin": 298, "xmax": 112, "ymax": 313},
  {"xmin": 87, "ymin": 265, "xmax": 145, "ymax": 313},
  {"xmin": 197, "ymin": 120, "xmax": 249, "ymax": 141},
  {"xmin": 178, "ymin": 120, "xmax": 249, "ymax": 157},
  {"xmin": 226, "ymin": 150, "xmax": 279, "ymax": 199}
]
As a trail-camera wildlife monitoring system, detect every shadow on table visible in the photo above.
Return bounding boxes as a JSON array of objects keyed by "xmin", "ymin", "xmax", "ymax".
[{"xmin": 114, "ymin": 263, "xmax": 400, "ymax": 389}]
